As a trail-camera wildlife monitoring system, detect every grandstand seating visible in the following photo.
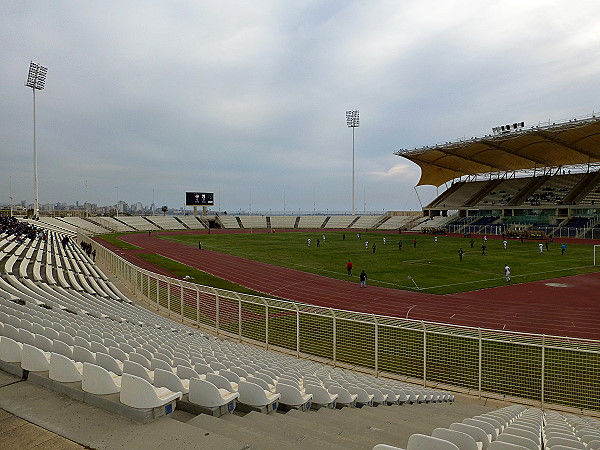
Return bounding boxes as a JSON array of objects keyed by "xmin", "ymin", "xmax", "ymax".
[
  {"xmin": 324, "ymin": 216, "xmax": 356, "ymax": 229},
  {"xmin": 145, "ymin": 216, "xmax": 187, "ymax": 230},
  {"xmin": 57, "ymin": 217, "xmax": 112, "ymax": 234},
  {"xmin": 177, "ymin": 215, "xmax": 208, "ymax": 229},
  {"xmin": 1, "ymin": 221, "xmax": 455, "ymax": 428},
  {"xmin": 92, "ymin": 217, "xmax": 136, "ymax": 233},
  {"xmin": 115, "ymin": 216, "xmax": 160, "ymax": 231},
  {"xmin": 410, "ymin": 215, "xmax": 455, "ymax": 231},
  {"xmin": 375, "ymin": 405, "xmax": 600, "ymax": 450},
  {"xmin": 217, "ymin": 215, "xmax": 240, "ymax": 229},
  {"xmin": 297, "ymin": 216, "xmax": 327, "ymax": 228},
  {"xmin": 269, "ymin": 215, "xmax": 297, "ymax": 229},
  {"xmin": 239, "ymin": 216, "xmax": 267, "ymax": 229},
  {"xmin": 350, "ymin": 215, "xmax": 384, "ymax": 229}
]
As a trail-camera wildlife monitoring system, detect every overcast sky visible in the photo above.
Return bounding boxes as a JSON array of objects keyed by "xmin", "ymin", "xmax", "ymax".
[{"xmin": 2, "ymin": 1, "xmax": 600, "ymax": 214}]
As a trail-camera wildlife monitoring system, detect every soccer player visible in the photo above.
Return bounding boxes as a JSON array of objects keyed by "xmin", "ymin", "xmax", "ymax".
[
  {"xmin": 561, "ymin": 243, "xmax": 567, "ymax": 255},
  {"xmin": 359, "ymin": 270, "xmax": 367, "ymax": 288},
  {"xmin": 481, "ymin": 243, "xmax": 487, "ymax": 256},
  {"xmin": 434, "ymin": 236, "xmax": 438, "ymax": 244},
  {"xmin": 346, "ymin": 260, "xmax": 353, "ymax": 276},
  {"xmin": 458, "ymin": 248, "xmax": 464, "ymax": 261},
  {"xmin": 383, "ymin": 237, "xmax": 386, "ymax": 245},
  {"xmin": 504, "ymin": 264, "xmax": 511, "ymax": 282},
  {"xmin": 307, "ymin": 238, "xmax": 311, "ymax": 247},
  {"xmin": 365, "ymin": 241, "xmax": 369, "ymax": 250},
  {"xmin": 539, "ymin": 243, "xmax": 544, "ymax": 253},
  {"xmin": 503, "ymin": 240, "xmax": 507, "ymax": 250}
]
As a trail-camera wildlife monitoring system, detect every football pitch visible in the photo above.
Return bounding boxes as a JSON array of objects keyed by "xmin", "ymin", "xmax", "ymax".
[{"xmin": 158, "ymin": 231, "xmax": 598, "ymax": 295}]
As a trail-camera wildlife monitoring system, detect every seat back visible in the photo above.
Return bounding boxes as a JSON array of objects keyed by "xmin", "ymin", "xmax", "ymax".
[
  {"xmin": 432, "ymin": 428, "xmax": 479, "ymax": 450},
  {"xmin": 122, "ymin": 360, "xmax": 153, "ymax": 384},
  {"xmin": 21, "ymin": 343, "xmax": 50, "ymax": 372},
  {"xmin": 449, "ymin": 423, "xmax": 490, "ymax": 449},
  {"xmin": 154, "ymin": 368, "xmax": 188, "ymax": 394},
  {"xmin": 95, "ymin": 352, "xmax": 123, "ymax": 375},
  {"xmin": 128, "ymin": 352, "xmax": 151, "ymax": 370},
  {"xmin": 72, "ymin": 345, "xmax": 96, "ymax": 364},
  {"xmin": 189, "ymin": 377, "xmax": 238, "ymax": 408},
  {"xmin": 407, "ymin": 434, "xmax": 460, "ymax": 450},
  {"xmin": 49, "ymin": 352, "xmax": 83, "ymax": 382},
  {"xmin": 82, "ymin": 362, "xmax": 121, "ymax": 394},
  {"xmin": 177, "ymin": 365, "xmax": 200, "ymax": 380},
  {"xmin": 206, "ymin": 372, "xmax": 236, "ymax": 392},
  {"xmin": 238, "ymin": 380, "xmax": 271, "ymax": 407},
  {"xmin": 120, "ymin": 373, "xmax": 181, "ymax": 409}
]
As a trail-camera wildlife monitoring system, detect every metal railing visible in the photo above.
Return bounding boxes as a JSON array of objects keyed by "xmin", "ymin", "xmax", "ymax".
[{"xmin": 90, "ymin": 237, "xmax": 600, "ymax": 414}]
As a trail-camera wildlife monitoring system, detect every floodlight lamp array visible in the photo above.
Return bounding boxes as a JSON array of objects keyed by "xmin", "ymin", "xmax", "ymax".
[
  {"xmin": 26, "ymin": 61, "xmax": 48, "ymax": 90},
  {"xmin": 346, "ymin": 109, "xmax": 359, "ymax": 127}
]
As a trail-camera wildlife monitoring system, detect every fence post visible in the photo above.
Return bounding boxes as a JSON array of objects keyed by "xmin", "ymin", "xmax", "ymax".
[
  {"xmin": 167, "ymin": 282, "xmax": 171, "ymax": 315},
  {"xmin": 332, "ymin": 309, "xmax": 337, "ymax": 367},
  {"xmin": 541, "ymin": 335, "xmax": 545, "ymax": 410},
  {"xmin": 374, "ymin": 315, "xmax": 379, "ymax": 377},
  {"xmin": 238, "ymin": 297, "xmax": 242, "ymax": 341},
  {"xmin": 422, "ymin": 321, "xmax": 427, "ymax": 387},
  {"xmin": 295, "ymin": 304, "xmax": 300, "ymax": 358},
  {"xmin": 180, "ymin": 282, "xmax": 184, "ymax": 323},
  {"xmin": 478, "ymin": 327, "xmax": 482, "ymax": 398},
  {"xmin": 196, "ymin": 288, "xmax": 200, "ymax": 328},
  {"xmin": 215, "ymin": 291, "xmax": 220, "ymax": 336},
  {"xmin": 264, "ymin": 299, "xmax": 269, "ymax": 349}
]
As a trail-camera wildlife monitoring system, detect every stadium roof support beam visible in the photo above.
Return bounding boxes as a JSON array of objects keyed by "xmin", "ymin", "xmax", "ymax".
[
  {"xmin": 478, "ymin": 139, "xmax": 553, "ymax": 167},
  {"xmin": 434, "ymin": 146, "xmax": 513, "ymax": 172},
  {"xmin": 534, "ymin": 129, "xmax": 600, "ymax": 161}
]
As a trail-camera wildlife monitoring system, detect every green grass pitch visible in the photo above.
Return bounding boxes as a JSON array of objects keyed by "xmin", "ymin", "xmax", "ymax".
[{"xmin": 158, "ymin": 231, "xmax": 598, "ymax": 294}]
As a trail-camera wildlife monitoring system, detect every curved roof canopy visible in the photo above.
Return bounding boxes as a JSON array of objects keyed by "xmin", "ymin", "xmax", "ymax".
[{"xmin": 395, "ymin": 117, "xmax": 600, "ymax": 187}]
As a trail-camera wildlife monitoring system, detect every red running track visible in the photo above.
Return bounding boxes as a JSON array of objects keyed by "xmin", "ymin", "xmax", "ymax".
[{"xmin": 100, "ymin": 231, "xmax": 600, "ymax": 340}]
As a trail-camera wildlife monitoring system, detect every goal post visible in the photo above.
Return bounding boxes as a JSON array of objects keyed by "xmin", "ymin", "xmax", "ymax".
[{"xmin": 594, "ymin": 245, "xmax": 600, "ymax": 266}]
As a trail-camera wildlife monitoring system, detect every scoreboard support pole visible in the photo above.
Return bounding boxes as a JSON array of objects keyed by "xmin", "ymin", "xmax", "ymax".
[{"xmin": 192, "ymin": 206, "xmax": 208, "ymax": 217}]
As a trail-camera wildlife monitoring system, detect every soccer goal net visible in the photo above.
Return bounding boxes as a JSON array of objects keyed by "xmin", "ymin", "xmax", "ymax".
[{"xmin": 594, "ymin": 245, "xmax": 600, "ymax": 266}]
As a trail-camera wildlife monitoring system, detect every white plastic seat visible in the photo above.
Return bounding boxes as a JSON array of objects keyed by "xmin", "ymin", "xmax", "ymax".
[
  {"xmin": 72, "ymin": 345, "xmax": 96, "ymax": 364},
  {"xmin": 206, "ymin": 372, "xmax": 238, "ymax": 393},
  {"xmin": 49, "ymin": 353, "xmax": 83, "ymax": 382},
  {"xmin": 52, "ymin": 340, "xmax": 74, "ymax": 359},
  {"xmin": 120, "ymin": 373, "xmax": 181, "ymax": 409},
  {"xmin": 275, "ymin": 382, "xmax": 312, "ymax": 409},
  {"xmin": 488, "ymin": 442, "xmax": 529, "ymax": 449},
  {"xmin": 151, "ymin": 358, "xmax": 174, "ymax": 372},
  {"xmin": 245, "ymin": 375, "xmax": 274, "ymax": 392},
  {"xmin": 347, "ymin": 385, "xmax": 374, "ymax": 406},
  {"xmin": 128, "ymin": 352, "xmax": 151, "ymax": 370},
  {"xmin": 407, "ymin": 434, "xmax": 460, "ymax": 449},
  {"xmin": 153, "ymin": 368, "xmax": 190, "ymax": 395},
  {"xmin": 21, "ymin": 343, "xmax": 51, "ymax": 372},
  {"xmin": 545, "ymin": 437, "xmax": 585, "ymax": 449},
  {"xmin": 176, "ymin": 365, "xmax": 201, "ymax": 381},
  {"xmin": 34, "ymin": 334, "xmax": 53, "ymax": 353},
  {"xmin": 450, "ymin": 423, "xmax": 490, "ymax": 450},
  {"xmin": 108, "ymin": 346, "xmax": 128, "ymax": 362},
  {"xmin": 433, "ymin": 428, "xmax": 479, "ymax": 450},
  {"xmin": 237, "ymin": 380, "xmax": 281, "ymax": 408},
  {"xmin": 495, "ymin": 433, "xmax": 538, "ymax": 450},
  {"xmin": 326, "ymin": 385, "xmax": 358, "ymax": 407},
  {"xmin": 18, "ymin": 329, "xmax": 36, "ymax": 346},
  {"xmin": 2, "ymin": 323, "xmax": 20, "ymax": 341},
  {"xmin": 95, "ymin": 352, "xmax": 124, "ymax": 375},
  {"xmin": 0, "ymin": 336, "xmax": 23, "ymax": 363},
  {"xmin": 304, "ymin": 383, "xmax": 338, "ymax": 408},
  {"xmin": 188, "ymin": 377, "xmax": 239, "ymax": 408},
  {"xmin": 194, "ymin": 363, "xmax": 215, "ymax": 375},
  {"xmin": 82, "ymin": 362, "xmax": 121, "ymax": 394},
  {"xmin": 465, "ymin": 418, "xmax": 498, "ymax": 441},
  {"xmin": 122, "ymin": 359, "xmax": 154, "ymax": 384}
]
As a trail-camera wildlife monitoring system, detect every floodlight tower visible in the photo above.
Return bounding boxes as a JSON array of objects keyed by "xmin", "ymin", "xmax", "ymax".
[
  {"xmin": 25, "ymin": 61, "xmax": 48, "ymax": 219},
  {"xmin": 346, "ymin": 109, "xmax": 359, "ymax": 216}
]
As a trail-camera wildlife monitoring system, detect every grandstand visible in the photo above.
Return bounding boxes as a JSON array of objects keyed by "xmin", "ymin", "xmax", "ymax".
[
  {"xmin": 239, "ymin": 215, "xmax": 267, "ymax": 229},
  {"xmin": 395, "ymin": 114, "xmax": 600, "ymax": 239},
  {"xmin": 324, "ymin": 215, "xmax": 356, "ymax": 229},
  {"xmin": 178, "ymin": 215, "xmax": 208, "ymax": 230},
  {"xmin": 269, "ymin": 215, "xmax": 297, "ymax": 229},
  {"xmin": 116, "ymin": 216, "xmax": 160, "ymax": 231},
  {"xmin": 297, "ymin": 216, "xmax": 327, "ymax": 228},
  {"xmin": 145, "ymin": 215, "xmax": 187, "ymax": 230}
]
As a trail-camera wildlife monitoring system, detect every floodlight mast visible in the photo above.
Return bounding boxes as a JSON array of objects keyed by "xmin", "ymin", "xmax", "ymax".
[
  {"xmin": 346, "ymin": 109, "xmax": 359, "ymax": 215},
  {"xmin": 25, "ymin": 61, "xmax": 48, "ymax": 219}
]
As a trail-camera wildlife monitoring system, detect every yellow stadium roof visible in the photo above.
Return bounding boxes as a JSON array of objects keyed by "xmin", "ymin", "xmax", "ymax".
[{"xmin": 395, "ymin": 115, "xmax": 600, "ymax": 187}]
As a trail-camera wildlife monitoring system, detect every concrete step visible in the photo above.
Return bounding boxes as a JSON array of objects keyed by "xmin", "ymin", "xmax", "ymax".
[
  {"xmin": 0, "ymin": 376, "xmax": 248, "ymax": 450},
  {"xmin": 187, "ymin": 413, "xmax": 287, "ymax": 449},
  {"xmin": 281, "ymin": 408, "xmax": 390, "ymax": 449},
  {"xmin": 223, "ymin": 411, "xmax": 348, "ymax": 449}
]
